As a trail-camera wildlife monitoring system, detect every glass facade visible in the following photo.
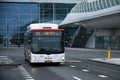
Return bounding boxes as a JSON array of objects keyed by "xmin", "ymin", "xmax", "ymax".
[
  {"xmin": 39, "ymin": 3, "xmax": 74, "ymax": 23},
  {"xmin": 0, "ymin": 2, "xmax": 75, "ymax": 47},
  {"xmin": 71, "ymin": 0, "xmax": 120, "ymax": 13},
  {"xmin": 96, "ymin": 36, "xmax": 120, "ymax": 50}
]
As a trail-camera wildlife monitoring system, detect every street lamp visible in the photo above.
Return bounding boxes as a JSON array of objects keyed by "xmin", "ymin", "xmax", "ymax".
[{"xmin": 17, "ymin": 17, "xmax": 20, "ymax": 47}]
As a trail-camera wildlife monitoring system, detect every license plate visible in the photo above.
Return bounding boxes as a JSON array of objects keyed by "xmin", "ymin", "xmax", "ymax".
[{"xmin": 45, "ymin": 60, "xmax": 52, "ymax": 63}]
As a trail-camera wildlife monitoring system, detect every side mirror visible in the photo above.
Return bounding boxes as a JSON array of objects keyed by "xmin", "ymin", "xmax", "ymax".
[{"xmin": 27, "ymin": 38, "xmax": 32, "ymax": 44}]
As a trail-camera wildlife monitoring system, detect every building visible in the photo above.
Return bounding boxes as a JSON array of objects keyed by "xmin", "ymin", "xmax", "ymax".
[
  {"xmin": 60, "ymin": 0, "xmax": 120, "ymax": 50},
  {"xmin": 1, "ymin": 0, "xmax": 120, "ymax": 50},
  {"xmin": 0, "ymin": 0, "xmax": 78, "ymax": 46}
]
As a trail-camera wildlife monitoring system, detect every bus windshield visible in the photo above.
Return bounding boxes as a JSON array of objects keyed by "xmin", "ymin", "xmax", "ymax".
[{"xmin": 31, "ymin": 36, "xmax": 64, "ymax": 54}]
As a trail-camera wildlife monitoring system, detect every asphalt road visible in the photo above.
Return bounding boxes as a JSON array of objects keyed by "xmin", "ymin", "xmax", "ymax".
[{"xmin": 0, "ymin": 47, "xmax": 120, "ymax": 80}]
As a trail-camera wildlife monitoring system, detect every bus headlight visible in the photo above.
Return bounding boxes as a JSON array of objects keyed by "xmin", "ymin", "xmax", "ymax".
[
  {"xmin": 31, "ymin": 56, "xmax": 36, "ymax": 62},
  {"xmin": 61, "ymin": 56, "xmax": 65, "ymax": 62}
]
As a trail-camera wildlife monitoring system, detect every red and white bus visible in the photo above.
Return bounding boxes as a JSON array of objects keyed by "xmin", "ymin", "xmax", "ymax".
[{"xmin": 24, "ymin": 23, "xmax": 65, "ymax": 64}]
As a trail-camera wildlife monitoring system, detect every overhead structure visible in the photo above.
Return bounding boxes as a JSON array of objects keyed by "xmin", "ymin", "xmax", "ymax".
[
  {"xmin": 60, "ymin": 0, "xmax": 120, "ymax": 29},
  {"xmin": 0, "ymin": 0, "xmax": 80, "ymax": 3},
  {"xmin": 59, "ymin": 0, "xmax": 120, "ymax": 49}
]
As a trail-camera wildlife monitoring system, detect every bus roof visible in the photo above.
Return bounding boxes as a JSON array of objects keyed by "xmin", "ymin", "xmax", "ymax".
[{"xmin": 27, "ymin": 23, "xmax": 58, "ymax": 31}]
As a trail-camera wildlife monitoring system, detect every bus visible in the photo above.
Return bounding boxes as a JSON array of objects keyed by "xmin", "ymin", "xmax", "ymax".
[{"xmin": 24, "ymin": 23, "xmax": 65, "ymax": 64}]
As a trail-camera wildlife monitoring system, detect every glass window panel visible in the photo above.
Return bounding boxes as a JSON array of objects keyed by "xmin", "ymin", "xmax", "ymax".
[
  {"xmin": 0, "ymin": 7, "xmax": 6, "ymax": 12},
  {"xmin": 82, "ymin": 1, "xmax": 86, "ymax": 12},
  {"xmin": 68, "ymin": 4, "xmax": 75, "ymax": 8},
  {"xmin": 89, "ymin": 2, "xmax": 93, "ymax": 11},
  {"xmin": 32, "ymin": 9, "xmax": 38, "ymax": 14},
  {"xmin": 110, "ymin": 0, "xmax": 116, "ymax": 6},
  {"xmin": 95, "ymin": 36, "xmax": 104, "ymax": 48},
  {"xmin": 106, "ymin": 0, "xmax": 112, "ymax": 7},
  {"xmin": 118, "ymin": 0, "xmax": 120, "ymax": 4},
  {"xmin": 19, "ymin": 8, "xmax": 32, "ymax": 13},
  {"xmin": 95, "ymin": 1, "xmax": 100, "ymax": 10},
  {"xmin": 5, "ymin": 7, "xmax": 18, "ymax": 13},
  {"xmin": 85, "ymin": 2, "xmax": 89, "ymax": 12},
  {"xmin": 44, "ymin": 8, "xmax": 53, "ymax": 14},
  {"xmin": 99, "ymin": 0, "xmax": 104, "ymax": 9},
  {"xmin": 115, "ymin": 0, "xmax": 120, "ymax": 5},
  {"xmin": 102, "ymin": 0, "xmax": 107, "ymax": 8},
  {"xmin": 44, "ymin": 3, "xmax": 53, "ymax": 9},
  {"xmin": 56, "ymin": 14, "xmax": 66, "ymax": 20},
  {"xmin": 87, "ymin": 3, "xmax": 91, "ymax": 12},
  {"xmin": 92, "ymin": 1, "xmax": 96, "ymax": 11},
  {"xmin": 43, "ymin": 14, "xmax": 53, "ymax": 22},
  {"xmin": 81, "ymin": 2, "xmax": 85, "ymax": 12},
  {"xmin": 19, "ymin": 14, "xmax": 31, "ymax": 19},
  {"xmin": 68, "ymin": 8, "xmax": 72, "ymax": 13},
  {"xmin": 55, "ymin": 3, "xmax": 67, "ymax": 8},
  {"xmin": 0, "ymin": 12, "xmax": 6, "ymax": 21},
  {"xmin": 0, "ymin": 3, "xmax": 18, "ymax": 8},
  {"xmin": 104, "ymin": 36, "xmax": 110, "ymax": 42},
  {"xmin": 56, "ymin": 9, "xmax": 68, "ymax": 14}
]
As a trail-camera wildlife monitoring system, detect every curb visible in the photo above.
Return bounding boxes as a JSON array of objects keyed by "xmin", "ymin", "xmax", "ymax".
[
  {"xmin": 89, "ymin": 59, "xmax": 120, "ymax": 66},
  {"xmin": 0, "ymin": 63, "xmax": 21, "ymax": 66}
]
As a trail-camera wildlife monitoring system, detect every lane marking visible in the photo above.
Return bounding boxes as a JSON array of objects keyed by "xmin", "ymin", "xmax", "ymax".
[
  {"xmin": 66, "ymin": 60, "xmax": 81, "ymax": 63},
  {"xmin": 73, "ymin": 76, "xmax": 82, "ymax": 80},
  {"xmin": 82, "ymin": 69, "xmax": 89, "ymax": 72},
  {"xmin": 70, "ymin": 65, "xmax": 76, "ymax": 68},
  {"xmin": 61, "ymin": 63, "xmax": 65, "ymax": 64},
  {"xmin": 24, "ymin": 75, "xmax": 31, "ymax": 77},
  {"xmin": 98, "ymin": 75, "xmax": 108, "ymax": 78},
  {"xmin": 26, "ymin": 79, "xmax": 34, "ymax": 80},
  {"xmin": 18, "ymin": 65, "xmax": 34, "ymax": 80},
  {"xmin": 25, "ymin": 76, "xmax": 33, "ymax": 79}
]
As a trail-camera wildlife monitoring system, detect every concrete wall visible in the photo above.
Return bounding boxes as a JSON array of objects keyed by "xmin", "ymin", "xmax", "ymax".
[{"xmin": 85, "ymin": 32, "xmax": 95, "ymax": 48}]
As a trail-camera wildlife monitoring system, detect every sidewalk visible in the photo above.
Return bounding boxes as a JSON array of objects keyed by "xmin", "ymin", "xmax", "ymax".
[
  {"xmin": 0, "ymin": 56, "xmax": 20, "ymax": 66},
  {"xmin": 0, "ymin": 56, "xmax": 24, "ymax": 80},
  {"xmin": 90, "ymin": 58, "xmax": 120, "ymax": 66}
]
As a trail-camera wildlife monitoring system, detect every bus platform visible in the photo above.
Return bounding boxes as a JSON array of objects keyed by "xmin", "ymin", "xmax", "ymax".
[{"xmin": 90, "ymin": 58, "xmax": 120, "ymax": 66}]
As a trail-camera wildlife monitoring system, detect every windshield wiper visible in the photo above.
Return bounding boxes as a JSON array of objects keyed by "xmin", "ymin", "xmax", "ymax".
[
  {"xmin": 51, "ymin": 49, "xmax": 60, "ymax": 52},
  {"xmin": 39, "ymin": 48, "xmax": 47, "ymax": 53}
]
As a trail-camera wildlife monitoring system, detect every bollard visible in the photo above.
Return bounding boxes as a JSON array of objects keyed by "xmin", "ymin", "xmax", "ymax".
[{"xmin": 108, "ymin": 50, "xmax": 111, "ymax": 59}]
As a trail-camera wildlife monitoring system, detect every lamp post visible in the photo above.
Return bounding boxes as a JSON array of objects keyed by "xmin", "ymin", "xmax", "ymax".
[
  {"xmin": 17, "ymin": 5, "xmax": 20, "ymax": 47},
  {"xmin": 17, "ymin": 16, "xmax": 20, "ymax": 47}
]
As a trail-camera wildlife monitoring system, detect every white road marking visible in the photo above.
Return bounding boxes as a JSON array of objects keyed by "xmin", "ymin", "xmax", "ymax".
[
  {"xmin": 26, "ymin": 79, "xmax": 34, "ymax": 80},
  {"xmin": 25, "ymin": 76, "xmax": 33, "ymax": 79},
  {"xmin": 70, "ymin": 65, "xmax": 76, "ymax": 67},
  {"xmin": 61, "ymin": 63, "xmax": 65, "ymax": 64},
  {"xmin": 66, "ymin": 60, "xmax": 81, "ymax": 63},
  {"xmin": 73, "ymin": 76, "xmax": 82, "ymax": 80},
  {"xmin": 82, "ymin": 69, "xmax": 89, "ymax": 72},
  {"xmin": 98, "ymin": 75, "xmax": 108, "ymax": 78},
  {"xmin": 24, "ymin": 75, "xmax": 31, "ymax": 77},
  {"xmin": 18, "ymin": 65, "xmax": 34, "ymax": 80}
]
